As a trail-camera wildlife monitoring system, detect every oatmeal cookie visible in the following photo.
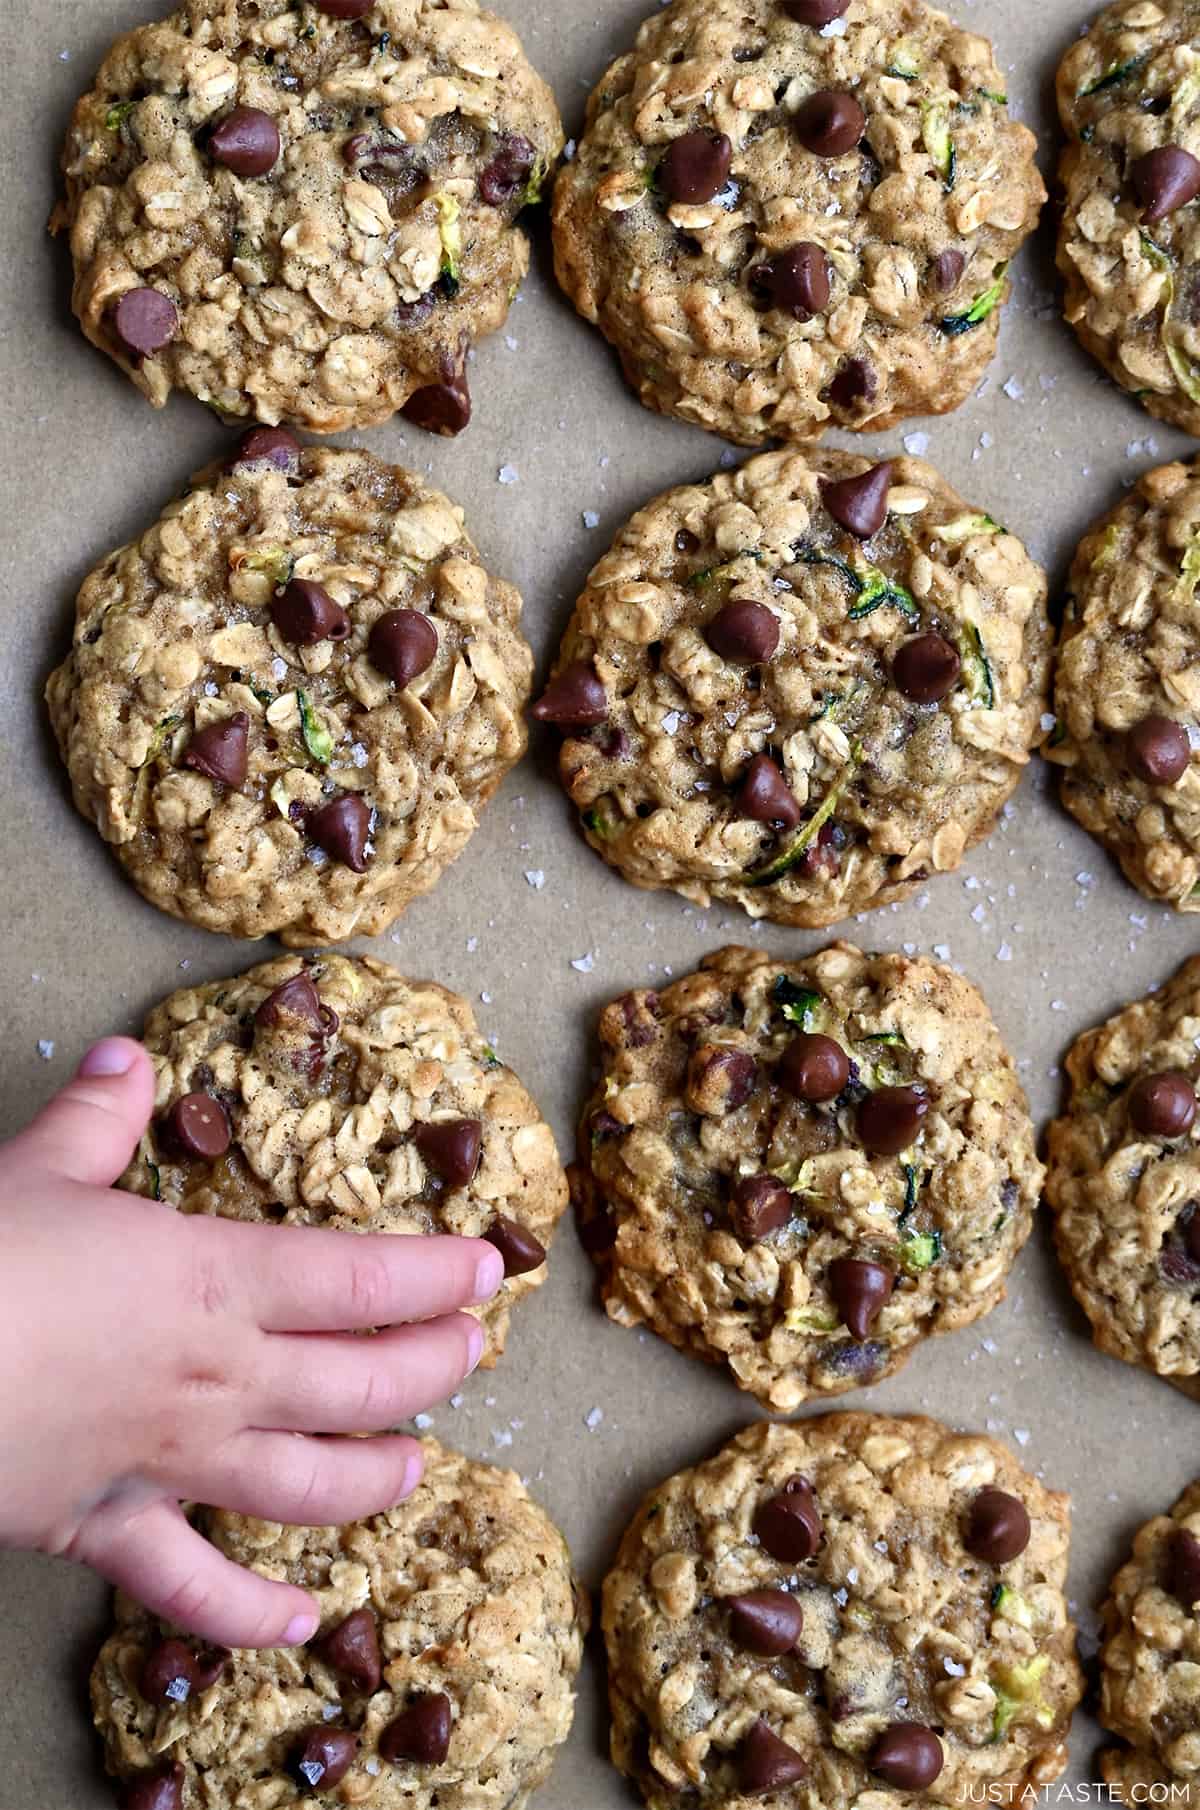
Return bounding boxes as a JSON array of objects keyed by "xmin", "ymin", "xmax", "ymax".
[
  {"xmin": 46, "ymin": 439, "xmax": 531, "ymax": 945},
  {"xmin": 1058, "ymin": 0, "xmax": 1200, "ymax": 438},
  {"xmin": 551, "ymin": 0, "xmax": 1044, "ymax": 447},
  {"xmin": 1099, "ymin": 1482, "xmax": 1200, "ymax": 1805},
  {"xmin": 55, "ymin": 0, "xmax": 562, "ymax": 435},
  {"xmin": 1046, "ymin": 954, "xmax": 1200, "ymax": 1398},
  {"xmin": 532, "ymin": 448, "xmax": 1050, "ymax": 929},
  {"xmin": 1045, "ymin": 454, "xmax": 1200, "ymax": 910},
  {"xmin": 122, "ymin": 952, "xmax": 567, "ymax": 1368},
  {"xmin": 91, "ymin": 1439, "xmax": 588, "ymax": 1810},
  {"xmin": 602, "ymin": 1414, "xmax": 1081, "ymax": 1810},
  {"xmin": 571, "ymin": 944, "xmax": 1042, "ymax": 1411}
]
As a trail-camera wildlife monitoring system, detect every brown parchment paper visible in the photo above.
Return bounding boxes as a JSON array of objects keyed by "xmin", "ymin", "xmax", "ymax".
[{"xmin": 1, "ymin": 0, "xmax": 1197, "ymax": 1803}]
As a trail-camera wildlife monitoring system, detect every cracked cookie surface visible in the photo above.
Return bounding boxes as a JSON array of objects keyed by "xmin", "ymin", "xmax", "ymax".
[
  {"xmin": 1046, "ymin": 455, "xmax": 1200, "ymax": 910},
  {"xmin": 1046, "ymin": 955, "xmax": 1200, "ymax": 1398},
  {"xmin": 602, "ymin": 1414, "xmax": 1080, "ymax": 1810},
  {"xmin": 551, "ymin": 0, "xmax": 1044, "ymax": 446},
  {"xmin": 535, "ymin": 448, "xmax": 1050, "ymax": 929},
  {"xmin": 1100, "ymin": 1482, "xmax": 1200, "ymax": 1805},
  {"xmin": 46, "ymin": 442, "xmax": 531, "ymax": 946},
  {"xmin": 1058, "ymin": 0, "xmax": 1200, "ymax": 438},
  {"xmin": 56, "ymin": 0, "xmax": 562, "ymax": 434},
  {"xmin": 571, "ymin": 944, "xmax": 1042, "ymax": 1411},
  {"xmin": 91, "ymin": 1439, "xmax": 588, "ymax": 1810},
  {"xmin": 122, "ymin": 953, "xmax": 567, "ymax": 1368}
]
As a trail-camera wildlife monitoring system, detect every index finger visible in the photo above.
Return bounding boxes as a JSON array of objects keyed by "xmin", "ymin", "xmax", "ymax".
[{"xmin": 195, "ymin": 1218, "xmax": 505, "ymax": 1332}]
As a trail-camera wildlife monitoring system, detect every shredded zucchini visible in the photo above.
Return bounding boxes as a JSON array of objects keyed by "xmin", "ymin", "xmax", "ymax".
[
  {"xmin": 297, "ymin": 691, "xmax": 333, "ymax": 765},
  {"xmin": 940, "ymin": 263, "xmax": 1008, "ymax": 337}
]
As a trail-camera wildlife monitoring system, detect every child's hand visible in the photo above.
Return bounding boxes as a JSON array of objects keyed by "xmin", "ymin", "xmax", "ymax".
[{"xmin": 0, "ymin": 1037, "xmax": 505, "ymax": 1650}]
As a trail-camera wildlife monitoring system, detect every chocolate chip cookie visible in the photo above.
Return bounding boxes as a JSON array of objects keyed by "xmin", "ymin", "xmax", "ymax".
[
  {"xmin": 1099, "ymin": 1482, "xmax": 1200, "ymax": 1807},
  {"xmin": 46, "ymin": 439, "xmax": 531, "ymax": 945},
  {"xmin": 533, "ymin": 449, "xmax": 1050, "ymax": 929},
  {"xmin": 91, "ymin": 1439, "xmax": 588, "ymax": 1810},
  {"xmin": 602, "ymin": 1414, "xmax": 1081, "ymax": 1810},
  {"xmin": 1046, "ymin": 955, "xmax": 1200, "ymax": 1400},
  {"xmin": 571, "ymin": 944, "xmax": 1043, "ymax": 1411},
  {"xmin": 1058, "ymin": 0, "xmax": 1200, "ymax": 437},
  {"xmin": 55, "ymin": 0, "xmax": 562, "ymax": 434},
  {"xmin": 1046, "ymin": 455, "xmax": 1200, "ymax": 910},
  {"xmin": 122, "ymin": 953, "xmax": 567, "ymax": 1369},
  {"xmin": 552, "ymin": 0, "xmax": 1044, "ymax": 446}
]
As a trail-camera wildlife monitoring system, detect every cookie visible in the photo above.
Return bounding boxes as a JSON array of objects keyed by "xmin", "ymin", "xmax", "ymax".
[
  {"xmin": 122, "ymin": 952, "xmax": 567, "ymax": 1369},
  {"xmin": 1099, "ymin": 1482, "xmax": 1200, "ymax": 1805},
  {"xmin": 533, "ymin": 448, "xmax": 1050, "ymax": 929},
  {"xmin": 571, "ymin": 943, "xmax": 1042, "ymax": 1411},
  {"xmin": 1045, "ymin": 955, "xmax": 1200, "ymax": 1399},
  {"xmin": 46, "ymin": 440, "xmax": 531, "ymax": 945},
  {"xmin": 551, "ymin": 0, "xmax": 1044, "ymax": 447},
  {"xmin": 1045, "ymin": 455, "xmax": 1200, "ymax": 910},
  {"xmin": 602, "ymin": 1414, "xmax": 1081, "ymax": 1810},
  {"xmin": 1058, "ymin": 0, "xmax": 1200, "ymax": 438},
  {"xmin": 55, "ymin": 0, "xmax": 562, "ymax": 434},
  {"xmin": 91, "ymin": 1438, "xmax": 588, "ymax": 1810}
]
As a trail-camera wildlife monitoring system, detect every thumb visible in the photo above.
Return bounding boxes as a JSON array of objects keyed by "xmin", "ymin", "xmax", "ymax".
[{"xmin": 15, "ymin": 1037, "xmax": 157, "ymax": 1186}]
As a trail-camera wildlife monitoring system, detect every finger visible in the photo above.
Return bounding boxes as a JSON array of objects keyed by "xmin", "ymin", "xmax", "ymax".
[
  {"xmin": 185, "ymin": 1433, "xmax": 423, "ymax": 1526},
  {"xmin": 241, "ymin": 1224, "xmax": 505, "ymax": 1332},
  {"xmin": 256, "ymin": 1314, "xmax": 483, "ymax": 1434},
  {"xmin": 14, "ymin": 1038, "xmax": 156, "ymax": 1187},
  {"xmin": 73, "ymin": 1496, "xmax": 319, "ymax": 1649}
]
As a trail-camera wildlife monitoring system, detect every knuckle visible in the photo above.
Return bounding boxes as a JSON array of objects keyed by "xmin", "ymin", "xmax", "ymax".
[
  {"xmin": 157, "ymin": 1569, "xmax": 212, "ymax": 1628},
  {"xmin": 345, "ymin": 1249, "xmax": 395, "ymax": 1326}
]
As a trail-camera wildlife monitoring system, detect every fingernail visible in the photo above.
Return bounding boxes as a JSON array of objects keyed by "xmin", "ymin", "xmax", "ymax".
[
  {"xmin": 466, "ymin": 1317, "xmax": 485, "ymax": 1375},
  {"xmin": 78, "ymin": 1037, "xmax": 138, "ymax": 1079},
  {"xmin": 283, "ymin": 1611, "xmax": 319, "ymax": 1646},
  {"xmin": 474, "ymin": 1245, "xmax": 505, "ymax": 1301}
]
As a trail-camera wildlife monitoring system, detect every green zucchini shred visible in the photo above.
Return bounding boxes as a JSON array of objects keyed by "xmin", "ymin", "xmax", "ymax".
[
  {"xmin": 900, "ymin": 1226, "xmax": 943, "ymax": 1272},
  {"xmin": 940, "ymin": 263, "xmax": 1008, "ymax": 336},
  {"xmin": 959, "ymin": 623, "xmax": 996, "ymax": 709},
  {"xmin": 749, "ymin": 745, "xmax": 862, "ymax": 886},
  {"xmin": 921, "ymin": 99, "xmax": 955, "ymax": 189},
  {"xmin": 688, "ymin": 550, "xmax": 764, "ymax": 592},
  {"xmin": 1078, "ymin": 53, "xmax": 1147, "ymax": 97},
  {"xmin": 297, "ymin": 690, "xmax": 333, "ymax": 765},
  {"xmin": 773, "ymin": 978, "xmax": 825, "ymax": 1031},
  {"xmin": 105, "ymin": 99, "xmax": 137, "ymax": 131}
]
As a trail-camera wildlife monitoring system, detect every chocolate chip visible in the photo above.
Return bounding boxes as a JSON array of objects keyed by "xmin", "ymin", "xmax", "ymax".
[
  {"xmin": 315, "ymin": 0, "xmax": 375, "ymax": 16},
  {"xmin": 931, "ymin": 248, "xmax": 966, "ymax": 293},
  {"xmin": 114, "ymin": 288, "xmax": 179, "ymax": 357},
  {"xmin": 380, "ymin": 1691, "xmax": 453, "ymax": 1766},
  {"xmin": 858, "ymin": 1086, "xmax": 929, "ymax": 1155},
  {"xmin": 1168, "ymin": 1528, "xmax": 1200, "ymax": 1607},
  {"xmin": 1126, "ymin": 715, "xmax": 1191, "ymax": 786},
  {"xmin": 965, "ymin": 1488, "xmax": 1031, "ymax": 1564},
  {"xmin": 734, "ymin": 754, "xmax": 802, "ymax": 828},
  {"xmin": 779, "ymin": 1033, "xmax": 850, "ymax": 1103},
  {"xmin": 120, "ymin": 1762, "xmax": 184, "ymax": 1810},
  {"xmin": 532, "ymin": 661, "xmax": 609, "ymax": 729},
  {"xmin": 191, "ymin": 1648, "xmax": 229, "ymax": 1692},
  {"xmin": 892, "ymin": 633, "xmax": 962, "ymax": 704},
  {"xmin": 794, "ymin": 90, "xmax": 866, "ymax": 158},
  {"xmin": 403, "ymin": 372, "xmax": 471, "ymax": 436},
  {"xmin": 1132, "ymin": 145, "xmax": 1200, "ymax": 222},
  {"xmin": 309, "ymin": 794, "xmax": 372, "ymax": 871},
  {"xmin": 484, "ymin": 1214, "xmax": 547, "ymax": 1277},
  {"xmin": 369, "ymin": 610, "xmax": 439, "ymax": 687},
  {"xmin": 1129, "ymin": 1071, "xmax": 1197, "ymax": 1138},
  {"xmin": 140, "ymin": 1640, "xmax": 199, "ymax": 1704},
  {"xmin": 826, "ymin": 357, "xmax": 878, "ymax": 411},
  {"xmin": 753, "ymin": 1476, "xmax": 823, "ymax": 1562},
  {"xmin": 292, "ymin": 1727, "xmax": 358, "ymax": 1790},
  {"xmin": 183, "ymin": 712, "xmax": 249, "ymax": 787},
  {"xmin": 783, "ymin": 0, "xmax": 849, "ymax": 21},
  {"xmin": 1187, "ymin": 1211, "xmax": 1200, "ymax": 1265},
  {"xmin": 829, "ymin": 1257, "xmax": 894, "ymax": 1340},
  {"xmin": 163, "ymin": 1093, "xmax": 232, "ymax": 1161},
  {"xmin": 870, "ymin": 1724, "xmax": 944, "ymax": 1790},
  {"xmin": 208, "ymin": 106, "xmax": 280, "ymax": 177},
  {"xmin": 414, "ymin": 1118, "xmax": 483, "ymax": 1187},
  {"xmin": 688, "ymin": 1044, "xmax": 757, "ymax": 1115},
  {"xmin": 256, "ymin": 971, "xmax": 323, "ymax": 1033},
  {"xmin": 234, "ymin": 426, "xmax": 302, "ymax": 473},
  {"xmin": 313, "ymin": 1608, "xmax": 381, "ymax": 1694},
  {"xmin": 752, "ymin": 242, "xmax": 831, "ymax": 319},
  {"xmin": 726, "ymin": 1590, "xmax": 804, "ymax": 1656},
  {"xmin": 731, "ymin": 1174, "xmax": 793, "ymax": 1242},
  {"xmin": 821, "ymin": 462, "xmax": 892, "ymax": 539},
  {"xmin": 478, "ymin": 132, "xmax": 536, "ymax": 206},
  {"xmin": 659, "ymin": 129, "xmax": 733, "ymax": 204},
  {"xmin": 706, "ymin": 599, "xmax": 780, "ymax": 662},
  {"xmin": 270, "ymin": 579, "xmax": 350, "ymax": 646},
  {"xmin": 739, "ymin": 1720, "xmax": 808, "ymax": 1795}
]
